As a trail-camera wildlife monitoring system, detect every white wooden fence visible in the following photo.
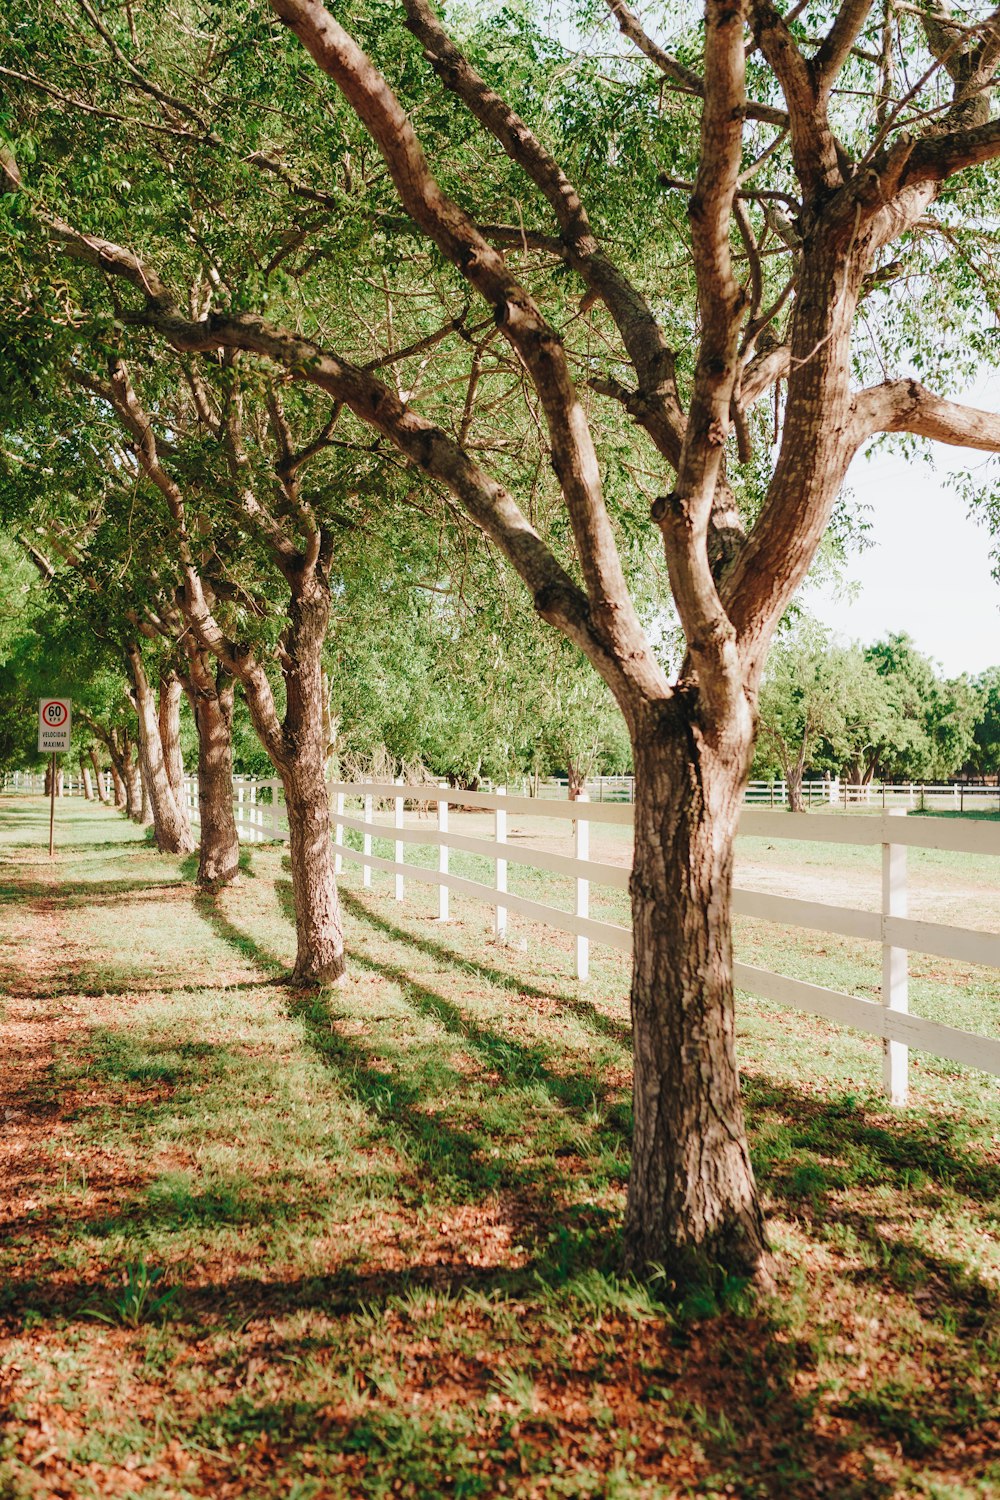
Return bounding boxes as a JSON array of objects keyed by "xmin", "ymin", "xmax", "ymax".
[
  {"xmin": 7, "ymin": 769, "xmax": 999, "ymax": 1103},
  {"xmin": 539, "ymin": 775, "xmax": 1000, "ymax": 810},
  {"xmin": 315, "ymin": 779, "xmax": 1000, "ymax": 1106}
]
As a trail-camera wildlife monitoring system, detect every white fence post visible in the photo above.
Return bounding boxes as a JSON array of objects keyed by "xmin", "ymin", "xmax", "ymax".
[
  {"xmin": 575, "ymin": 792, "xmax": 589, "ymax": 982},
  {"xmin": 495, "ymin": 786, "xmax": 507, "ymax": 937},
  {"xmin": 437, "ymin": 784, "xmax": 449, "ymax": 921},
  {"xmin": 249, "ymin": 780, "xmax": 258, "ymax": 843},
  {"xmin": 394, "ymin": 778, "xmax": 405, "ymax": 900},
  {"xmin": 334, "ymin": 788, "xmax": 344, "ymax": 874},
  {"xmin": 236, "ymin": 782, "xmax": 244, "ymax": 838},
  {"xmin": 363, "ymin": 791, "xmax": 373, "ymax": 887},
  {"xmin": 882, "ymin": 808, "xmax": 909, "ymax": 1105}
]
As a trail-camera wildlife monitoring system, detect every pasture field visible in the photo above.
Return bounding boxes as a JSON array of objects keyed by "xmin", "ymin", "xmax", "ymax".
[{"xmin": 1, "ymin": 795, "xmax": 998, "ymax": 1499}]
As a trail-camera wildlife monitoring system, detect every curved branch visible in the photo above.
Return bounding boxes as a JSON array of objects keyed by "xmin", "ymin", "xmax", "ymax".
[
  {"xmin": 850, "ymin": 378, "xmax": 1000, "ymax": 450},
  {"xmin": 602, "ymin": 0, "xmax": 789, "ymax": 125}
]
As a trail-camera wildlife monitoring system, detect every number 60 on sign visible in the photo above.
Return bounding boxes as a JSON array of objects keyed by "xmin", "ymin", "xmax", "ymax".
[{"xmin": 38, "ymin": 698, "xmax": 72, "ymax": 753}]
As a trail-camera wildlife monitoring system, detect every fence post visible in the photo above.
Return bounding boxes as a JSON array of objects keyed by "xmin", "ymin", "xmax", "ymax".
[
  {"xmin": 394, "ymin": 778, "xmax": 405, "ymax": 900},
  {"xmin": 495, "ymin": 785, "xmax": 507, "ymax": 937},
  {"xmin": 437, "ymin": 784, "xmax": 449, "ymax": 921},
  {"xmin": 363, "ymin": 791, "xmax": 373, "ymax": 888},
  {"xmin": 237, "ymin": 781, "xmax": 244, "ymax": 839},
  {"xmin": 333, "ymin": 788, "xmax": 344, "ymax": 875},
  {"xmin": 575, "ymin": 792, "xmax": 589, "ymax": 982},
  {"xmin": 249, "ymin": 781, "xmax": 258, "ymax": 843},
  {"xmin": 881, "ymin": 807, "xmax": 909, "ymax": 1106}
]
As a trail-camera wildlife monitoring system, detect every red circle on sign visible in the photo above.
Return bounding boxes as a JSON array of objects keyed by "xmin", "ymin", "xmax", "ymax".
[{"xmin": 42, "ymin": 701, "xmax": 68, "ymax": 727}]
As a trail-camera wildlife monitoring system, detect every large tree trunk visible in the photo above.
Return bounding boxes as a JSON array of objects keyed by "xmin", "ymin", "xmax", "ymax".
[
  {"xmin": 282, "ymin": 753, "xmax": 345, "ymax": 983},
  {"xmin": 279, "ymin": 582, "xmax": 345, "ymax": 984},
  {"xmin": 79, "ymin": 756, "xmax": 94, "ymax": 801},
  {"xmin": 238, "ymin": 579, "xmax": 346, "ymax": 984},
  {"xmin": 89, "ymin": 746, "xmax": 109, "ymax": 804},
  {"xmin": 127, "ymin": 646, "xmax": 195, "ymax": 854},
  {"xmin": 623, "ymin": 707, "xmax": 769, "ymax": 1286},
  {"xmin": 158, "ymin": 670, "xmax": 193, "ymax": 845},
  {"xmin": 186, "ymin": 652, "xmax": 240, "ymax": 889}
]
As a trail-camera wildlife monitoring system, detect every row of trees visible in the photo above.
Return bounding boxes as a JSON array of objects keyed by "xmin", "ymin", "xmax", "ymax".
[
  {"xmin": 3, "ymin": 0, "xmax": 1000, "ymax": 1287},
  {"xmin": 756, "ymin": 627, "xmax": 1000, "ymax": 806}
]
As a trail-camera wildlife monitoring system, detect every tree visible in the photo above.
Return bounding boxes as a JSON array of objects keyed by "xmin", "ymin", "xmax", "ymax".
[
  {"xmin": 7, "ymin": 0, "xmax": 1000, "ymax": 1285},
  {"xmin": 863, "ymin": 634, "xmax": 981, "ymax": 782},
  {"xmin": 967, "ymin": 666, "xmax": 1000, "ymax": 777},
  {"xmin": 757, "ymin": 630, "xmax": 887, "ymax": 808}
]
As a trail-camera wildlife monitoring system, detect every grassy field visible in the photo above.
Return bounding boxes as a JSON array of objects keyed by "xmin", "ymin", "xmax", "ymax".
[{"xmin": 1, "ymin": 795, "xmax": 998, "ymax": 1499}]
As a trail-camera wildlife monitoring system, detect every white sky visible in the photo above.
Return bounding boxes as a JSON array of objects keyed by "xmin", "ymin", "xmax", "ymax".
[{"xmin": 806, "ymin": 383, "xmax": 1000, "ymax": 679}]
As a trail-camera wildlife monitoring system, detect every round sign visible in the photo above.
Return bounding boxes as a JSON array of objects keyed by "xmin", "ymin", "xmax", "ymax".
[{"xmin": 42, "ymin": 701, "xmax": 68, "ymax": 728}]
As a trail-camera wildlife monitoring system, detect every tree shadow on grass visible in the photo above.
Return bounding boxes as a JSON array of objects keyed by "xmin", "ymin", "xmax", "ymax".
[
  {"xmin": 193, "ymin": 892, "xmax": 587, "ymax": 1217},
  {"xmin": 745, "ymin": 1072, "xmax": 1000, "ymax": 1317},
  {"xmin": 0, "ymin": 1254, "xmax": 955, "ymax": 1499},
  {"xmin": 338, "ymin": 885, "xmax": 633, "ymax": 1051},
  {"xmin": 276, "ymin": 881, "xmax": 628, "ymax": 1118},
  {"xmin": 0, "ymin": 877, "xmax": 186, "ymax": 908}
]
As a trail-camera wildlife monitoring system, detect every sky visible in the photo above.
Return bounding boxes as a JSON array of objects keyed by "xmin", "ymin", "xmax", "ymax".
[{"xmin": 806, "ymin": 388, "xmax": 1000, "ymax": 680}]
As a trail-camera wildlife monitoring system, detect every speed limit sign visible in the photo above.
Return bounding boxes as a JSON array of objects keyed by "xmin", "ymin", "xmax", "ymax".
[{"xmin": 38, "ymin": 698, "xmax": 72, "ymax": 753}]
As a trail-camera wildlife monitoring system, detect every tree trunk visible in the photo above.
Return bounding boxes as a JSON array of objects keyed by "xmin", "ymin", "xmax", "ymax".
[
  {"xmin": 158, "ymin": 670, "xmax": 193, "ymax": 845},
  {"xmin": 186, "ymin": 653, "xmax": 240, "ymax": 889},
  {"xmin": 127, "ymin": 646, "xmax": 195, "ymax": 854},
  {"xmin": 109, "ymin": 754, "xmax": 126, "ymax": 810},
  {"xmin": 79, "ymin": 757, "xmax": 94, "ymax": 801},
  {"xmin": 785, "ymin": 748, "xmax": 807, "ymax": 813},
  {"xmin": 624, "ymin": 707, "xmax": 769, "ymax": 1286},
  {"xmin": 89, "ymin": 746, "xmax": 109, "ymax": 804},
  {"xmin": 566, "ymin": 760, "xmax": 586, "ymax": 801},
  {"xmin": 281, "ymin": 754, "xmax": 346, "ymax": 983},
  {"xmin": 122, "ymin": 739, "xmax": 143, "ymax": 822},
  {"xmin": 237, "ymin": 579, "xmax": 346, "ymax": 984}
]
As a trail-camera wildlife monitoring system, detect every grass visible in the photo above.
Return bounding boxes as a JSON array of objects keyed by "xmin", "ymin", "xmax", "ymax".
[{"xmin": 0, "ymin": 794, "xmax": 998, "ymax": 1498}]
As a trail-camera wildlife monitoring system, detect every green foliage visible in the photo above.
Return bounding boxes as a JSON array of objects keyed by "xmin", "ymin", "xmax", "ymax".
[
  {"xmin": 755, "ymin": 625, "xmax": 995, "ymax": 784},
  {"xmin": 83, "ymin": 1259, "xmax": 178, "ymax": 1330}
]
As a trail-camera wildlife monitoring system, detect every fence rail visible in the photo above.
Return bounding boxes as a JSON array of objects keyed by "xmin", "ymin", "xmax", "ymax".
[
  {"xmin": 6, "ymin": 768, "xmax": 999, "ymax": 1102},
  {"xmin": 7, "ymin": 768, "xmax": 1000, "ymax": 813},
  {"xmin": 320, "ymin": 779, "xmax": 1000, "ymax": 1105}
]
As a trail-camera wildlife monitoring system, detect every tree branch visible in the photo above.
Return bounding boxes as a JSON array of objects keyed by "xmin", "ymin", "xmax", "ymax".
[
  {"xmin": 400, "ymin": 0, "xmax": 686, "ymax": 469},
  {"xmin": 850, "ymin": 377, "xmax": 1000, "ymax": 450},
  {"xmin": 601, "ymin": 0, "xmax": 789, "ymax": 124},
  {"xmin": 266, "ymin": 0, "xmax": 663, "ymax": 702}
]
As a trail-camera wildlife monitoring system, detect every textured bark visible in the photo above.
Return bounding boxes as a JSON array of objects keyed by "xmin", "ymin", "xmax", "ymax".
[
  {"xmin": 624, "ymin": 703, "xmax": 770, "ymax": 1284},
  {"xmin": 158, "ymin": 670, "xmax": 193, "ymax": 844},
  {"xmin": 79, "ymin": 757, "xmax": 94, "ymax": 800},
  {"xmin": 185, "ymin": 652, "xmax": 240, "ymax": 889},
  {"xmin": 88, "ymin": 746, "xmax": 109, "ymax": 804},
  {"xmin": 109, "ymin": 762, "xmax": 125, "ymax": 808},
  {"xmin": 127, "ymin": 646, "xmax": 195, "ymax": 854},
  {"xmin": 113, "ymin": 733, "xmax": 144, "ymax": 820},
  {"xmin": 139, "ymin": 769, "xmax": 152, "ymax": 827},
  {"xmin": 282, "ymin": 753, "xmax": 346, "ymax": 984},
  {"xmin": 260, "ymin": 583, "xmax": 345, "ymax": 984}
]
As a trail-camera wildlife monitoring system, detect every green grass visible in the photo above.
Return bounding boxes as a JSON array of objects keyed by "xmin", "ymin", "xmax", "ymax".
[{"xmin": 0, "ymin": 794, "xmax": 998, "ymax": 1499}]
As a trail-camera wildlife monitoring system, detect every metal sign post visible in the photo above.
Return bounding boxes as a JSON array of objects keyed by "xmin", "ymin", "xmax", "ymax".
[{"xmin": 38, "ymin": 699, "xmax": 72, "ymax": 858}]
